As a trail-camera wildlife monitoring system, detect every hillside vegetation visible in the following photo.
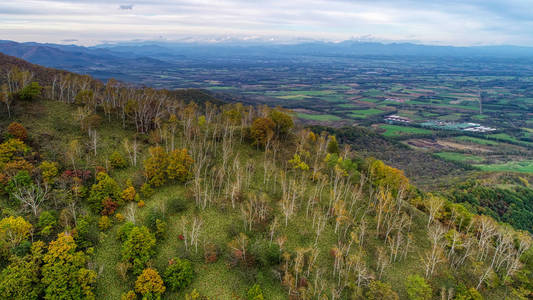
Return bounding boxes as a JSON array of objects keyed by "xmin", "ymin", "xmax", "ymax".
[{"xmin": 0, "ymin": 54, "xmax": 532, "ymax": 300}]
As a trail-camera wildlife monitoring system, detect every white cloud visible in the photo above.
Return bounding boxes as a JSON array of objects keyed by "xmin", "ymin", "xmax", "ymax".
[
  {"xmin": 0, "ymin": 0, "xmax": 532, "ymax": 46},
  {"xmin": 119, "ymin": 4, "xmax": 134, "ymax": 10}
]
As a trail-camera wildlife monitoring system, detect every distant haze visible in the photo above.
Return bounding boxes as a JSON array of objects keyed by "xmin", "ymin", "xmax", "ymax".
[{"xmin": 1, "ymin": 0, "xmax": 533, "ymax": 46}]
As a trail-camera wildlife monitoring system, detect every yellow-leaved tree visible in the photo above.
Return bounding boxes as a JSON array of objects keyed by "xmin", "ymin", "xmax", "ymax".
[
  {"xmin": 135, "ymin": 268, "xmax": 166, "ymax": 299},
  {"xmin": 0, "ymin": 216, "xmax": 32, "ymax": 249}
]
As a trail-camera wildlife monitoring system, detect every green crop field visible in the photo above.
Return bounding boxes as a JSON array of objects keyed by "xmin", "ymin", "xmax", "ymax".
[
  {"xmin": 348, "ymin": 109, "xmax": 384, "ymax": 118},
  {"xmin": 454, "ymin": 136, "xmax": 500, "ymax": 146},
  {"xmin": 475, "ymin": 160, "xmax": 533, "ymax": 173},
  {"xmin": 435, "ymin": 152, "xmax": 484, "ymax": 163},
  {"xmin": 296, "ymin": 113, "xmax": 342, "ymax": 121},
  {"xmin": 380, "ymin": 124, "xmax": 433, "ymax": 137}
]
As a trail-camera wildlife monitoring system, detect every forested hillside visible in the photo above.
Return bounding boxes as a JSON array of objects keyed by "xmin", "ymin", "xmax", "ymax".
[{"xmin": 0, "ymin": 54, "xmax": 532, "ymax": 300}]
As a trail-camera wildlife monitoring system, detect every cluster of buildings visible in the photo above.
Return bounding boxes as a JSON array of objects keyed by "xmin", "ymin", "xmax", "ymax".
[
  {"xmin": 385, "ymin": 97, "xmax": 406, "ymax": 103},
  {"xmin": 420, "ymin": 121, "xmax": 497, "ymax": 133},
  {"xmin": 384, "ymin": 115, "xmax": 411, "ymax": 123},
  {"xmin": 463, "ymin": 123, "xmax": 497, "ymax": 133},
  {"xmin": 384, "ymin": 115, "xmax": 497, "ymax": 133}
]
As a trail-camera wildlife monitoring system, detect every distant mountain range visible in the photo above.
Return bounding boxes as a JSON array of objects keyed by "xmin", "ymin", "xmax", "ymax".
[
  {"xmin": 1, "ymin": 39, "xmax": 532, "ymax": 84},
  {"xmin": 91, "ymin": 40, "xmax": 533, "ymax": 60},
  {"xmin": 0, "ymin": 40, "xmax": 168, "ymax": 70},
  {"xmin": 2, "ymin": 39, "xmax": 533, "ymax": 66}
]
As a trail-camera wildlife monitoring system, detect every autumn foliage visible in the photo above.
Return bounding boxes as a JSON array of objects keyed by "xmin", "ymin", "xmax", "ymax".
[
  {"xmin": 41, "ymin": 233, "xmax": 96, "ymax": 299},
  {"xmin": 0, "ymin": 216, "xmax": 32, "ymax": 248},
  {"xmin": 135, "ymin": 268, "xmax": 166, "ymax": 299},
  {"xmin": 122, "ymin": 226, "xmax": 156, "ymax": 275},
  {"xmin": 250, "ymin": 117, "xmax": 275, "ymax": 147},
  {"xmin": 7, "ymin": 122, "xmax": 28, "ymax": 140},
  {"xmin": 144, "ymin": 147, "xmax": 193, "ymax": 187}
]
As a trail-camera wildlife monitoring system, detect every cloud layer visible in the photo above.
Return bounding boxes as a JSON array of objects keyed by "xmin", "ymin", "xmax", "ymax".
[{"xmin": 1, "ymin": 0, "xmax": 532, "ymax": 46}]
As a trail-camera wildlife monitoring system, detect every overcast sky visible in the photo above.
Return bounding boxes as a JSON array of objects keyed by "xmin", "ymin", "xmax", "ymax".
[{"xmin": 1, "ymin": 0, "xmax": 533, "ymax": 46}]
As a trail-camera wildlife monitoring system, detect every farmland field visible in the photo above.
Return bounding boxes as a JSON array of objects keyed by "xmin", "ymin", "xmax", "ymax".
[
  {"xmin": 296, "ymin": 113, "xmax": 342, "ymax": 121},
  {"xmin": 347, "ymin": 109, "xmax": 385, "ymax": 119},
  {"xmin": 475, "ymin": 160, "xmax": 533, "ymax": 173},
  {"xmin": 434, "ymin": 152, "xmax": 484, "ymax": 163},
  {"xmin": 379, "ymin": 124, "xmax": 433, "ymax": 137},
  {"xmin": 454, "ymin": 136, "xmax": 500, "ymax": 146}
]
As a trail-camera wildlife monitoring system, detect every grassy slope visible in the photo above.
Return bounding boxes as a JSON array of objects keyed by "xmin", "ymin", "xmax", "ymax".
[{"xmin": 0, "ymin": 99, "xmax": 512, "ymax": 300}]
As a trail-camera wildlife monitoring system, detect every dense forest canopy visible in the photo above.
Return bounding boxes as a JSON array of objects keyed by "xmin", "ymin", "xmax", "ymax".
[{"xmin": 0, "ymin": 53, "xmax": 531, "ymax": 299}]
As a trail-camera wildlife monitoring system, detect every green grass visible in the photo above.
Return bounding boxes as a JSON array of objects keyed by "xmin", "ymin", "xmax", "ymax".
[
  {"xmin": 434, "ymin": 152, "xmax": 484, "ymax": 163},
  {"xmin": 437, "ymin": 113, "xmax": 464, "ymax": 121},
  {"xmin": 475, "ymin": 160, "xmax": 533, "ymax": 173},
  {"xmin": 296, "ymin": 113, "xmax": 342, "ymax": 121},
  {"xmin": 364, "ymin": 89, "xmax": 383, "ymax": 97},
  {"xmin": 379, "ymin": 124, "xmax": 433, "ymax": 137},
  {"xmin": 454, "ymin": 136, "xmax": 500, "ymax": 146},
  {"xmin": 277, "ymin": 94, "xmax": 311, "ymax": 100},
  {"xmin": 358, "ymin": 98, "xmax": 380, "ymax": 103},
  {"xmin": 337, "ymin": 103, "xmax": 360, "ymax": 109},
  {"xmin": 348, "ymin": 109, "xmax": 384, "ymax": 119},
  {"xmin": 488, "ymin": 133, "xmax": 520, "ymax": 143}
]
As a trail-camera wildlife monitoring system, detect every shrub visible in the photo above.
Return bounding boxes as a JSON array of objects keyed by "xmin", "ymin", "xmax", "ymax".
[
  {"xmin": 140, "ymin": 183, "xmax": 154, "ymax": 198},
  {"xmin": 3, "ymin": 159, "xmax": 33, "ymax": 177},
  {"xmin": 144, "ymin": 147, "xmax": 168, "ymax": 187},
  {"xmin": 204, "ymin": 243, "xmax": 218, "ymax": 264},
  {"xmin": 155, "ymin": 219, "xmax": 167, "ymax": 240},
  {"xmin": 39, "ymin": 161, "xmax": 58, "ymax": 184},
  {"xmin": 166, "ymin": 149, "xmax": 193, "ymax": 183},
  {"xmin": 145, "ymin": 207, "xmax": 164, "ymax": 232},
  {"xmin": 6, "ymin": 122, "xmax": 27, "ymax": 141},
  {"xmin": 5, "ymin": 170, "xmax": 32, "ymax": 197},
  {"xmin": 37, "ymin": 211, "xmax": 57, "ymax": 235},
  {"xmin": 366, "ymin": 280, "xmax": 399, "ymax": 300},
  {"xmin": 87, "ymin": 172, "xmax": 121, "ymax": 212},
  {"xmin": 144, "ymin": 147, "xmax": 193, "ymax": 187},
  {"xmin": 74, "ymin": 89, "xmax": 94, "ymax": 106},
  {"xmin": 455, "ymin": 286, "xmax": 482, "ymax": 300},
  {"xmin": 0, "ymin": 138, "xmax": 29, "ymax": 166},
  {"xmin": 18, "ymin": 82, "xmax": 41, "ymax": 101},
  {"xmin": 118, "ymin": 222, "xmax": 136, "ymax": 242},
  {"xmin": 135, "ymin": 268, "xmax": 166, "ymax": 299},
  {"xmin": 247, "ymin": 284, "xmax": 264, "ymax": 300},
  {"xmin": 326, "ymin": 135, "xmax": 339, "ymax": 154},
  {"xmin": 369, "ymin": 159, "xmax": 410, "ymax": 195},
  {"xmin": 122, "ymin": 186, "xmax": 137, "ymax": 202},
  {"xmin": 164, "ymin": 258, "xmax": 194, "ymax": 292},
  {"xmin": 102, "ymin": 197, "xmax": 118, "ymax": 216},
  {"xmin": 406, "ymin": 275, "xmax": 432, "ymax": 300},
  {"xmin": 115, "ymin": 213, "xmax": 125, "ymax": 222},
  {"xmin": 61, "ymin": 169, "xmax": 92, "ymax": 183},
  {"xmin": 74, "ymin": 216, "xmax": 96, "ymax": 249},
  {"xmin": 122, "ymin": 226, "xmax": 156, "ymax": 275},
  {"xmin": 167, "ymin": 197, "xmax": 186, "ymax": 214},
  {"xmin": 253, "ymin": 240, "xmax": 280, "ymax": 267},
  {"xmin": 250, "ymin": 117, "xmax": 275, "ymax": 147},
  {"xmin": 98, "ymin": 216, "xmax": 112, "ymax": 231},
  {"xmin": 110, "ymin": 151, "xmax": 127, "ymax": 169},
  {"xmin": 269, "ymin": 109, "xmax": 293, "ymax": 137},
  {"xmin": 121, "ymin": 290, "xmax": 137, "ymax": 300},
  {"xmin": 0, "ymin": 173, "xmax": 7, "ymax": 195}
]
